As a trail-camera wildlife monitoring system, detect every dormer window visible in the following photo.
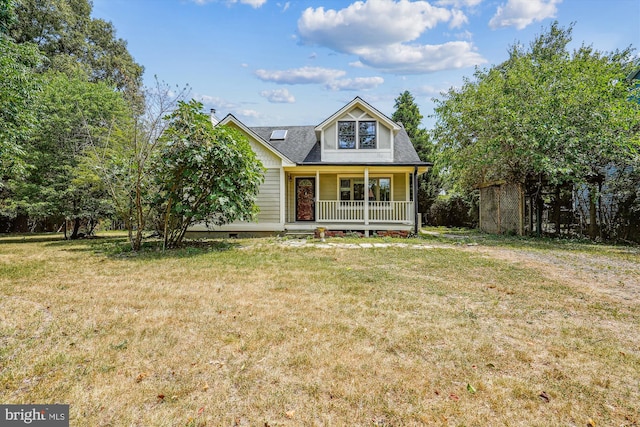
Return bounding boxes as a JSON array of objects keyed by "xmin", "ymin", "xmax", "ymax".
[{"xmin": 338, "ymin": 120, "xmax": 377, "ymax": 149}]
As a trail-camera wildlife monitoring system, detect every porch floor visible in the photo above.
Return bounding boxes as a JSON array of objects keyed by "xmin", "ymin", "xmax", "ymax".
[{"xmin": 284, "ymin": 222, "xmax": 414, "ymax": 232}]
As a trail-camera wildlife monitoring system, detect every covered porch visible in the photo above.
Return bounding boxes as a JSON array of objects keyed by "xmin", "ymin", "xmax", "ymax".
[{"xmin": 284, "ymin": 165, "xmax": 422, "ymax": 233}]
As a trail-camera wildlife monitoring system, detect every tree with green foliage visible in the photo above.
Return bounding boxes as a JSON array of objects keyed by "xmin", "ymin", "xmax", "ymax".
[
  {"xmin": 10, "ymin": 0, "xmax": 143, "ymax": 98},
  {"xmin": 153, "ymin": 100, "xmax": 264, "ymax": 249},
  {"xmin": 391, "ymin": 90, "xmax": 440, "ymax": 220},
  {"xmin": 6, "ymin": 71, "xmax": 130, "ymax": 237},
  {"xmin": 0, "ymin": 0, "xmax": 43, "ymax": 181},
  {"xmin": 433, "ymin": 22, "xmax": 639, "ymax": 238},
  {"xmin": 84, "ymin": 79, "xmax": 190, "ymax": 250},
  {"xmin": 1, "ymin": 0, "xmax": 145, "ymax": 234}
]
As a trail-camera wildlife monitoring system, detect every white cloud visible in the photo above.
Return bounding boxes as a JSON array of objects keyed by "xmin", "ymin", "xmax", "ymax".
[
  {"xmin": 413, "ymin": 84, "xmax": 448, "ymax": 96},
  {"xmin": 297, "ymin": 0, "xmax": 484, "ymax": 74},
  {"xmin": 279, "ymin": 2, "xmax": 290, "ymax": 12},
  {"xmin": 449, "ymin": 9, "xmax": 468, "ymax": 28},
  {"xmin": 240, "ymin": 0, "xmax": 266, "ymax": 8},
  {"xmin": 255, "ymin": 66, "xmax": 346, "ymax": 84},
  {"xmin": 489, "ymin": 0, "xmax": 561, "ymax": 30},
  {"xmin": 196, "ymin": 94, "xmax": 236, "ymax": 110},
  {"xmin": 191, "ymin": 0, "xmax": 266, "ymax": 7},
  {"xmin": 254, "ymin": 66, "xmax": 384, "ymax": 92},
  {"xmin": 436, "ymin": 0, "xmax": 482, "ymax": 7},
  {"xmin": 354, "ymin": 41, "xmax": 485, "ymax": 74},
  {"xmin": 260, "ymin": 89, "xmax": 296, "ymax": 103},
  {"xmin": 194, "ymin": 94, "xmax": 264, "ymax": 122},
  {"xmin": 455, "ymin": 30, "xmax": 474, "ymax": 40},
  {"xmin": 325, "ymin": 76, "xmax": 384, "ymax": 91},
  {"xmin": 236, "ymin": 109, "xmax": 263, "ymax": 119},
  {"xmin": 298, "ymin": 0, "xmax": 454, "ymax": 51}
]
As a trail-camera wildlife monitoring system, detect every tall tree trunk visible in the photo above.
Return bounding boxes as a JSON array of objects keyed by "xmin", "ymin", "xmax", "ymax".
[
  {"xmin": 132, "ymin": 169, "xmax": 144, "ymax": 251},
  {"xmin": 589, "ymin": 183, "xmax": 598, "ymax": 239},
  {"xmin": 70, "ymin": 217, "xmax": 81, "ymax": 239},
  {"xmin": 597, "ymin": 181, "xmax": 604, "ymax": 240},
  {"xmin": 536, "ymin": 193, "xmax": 543, "ymax": 237},
  {"xmin": 554, "ymin": 185, "xmax": 561, "ymax": 236}
]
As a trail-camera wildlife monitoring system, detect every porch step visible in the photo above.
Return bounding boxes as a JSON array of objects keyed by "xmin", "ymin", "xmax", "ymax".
[{"xmin": 284, "ymin": 231, "xmax": 315, "ymax": 238}]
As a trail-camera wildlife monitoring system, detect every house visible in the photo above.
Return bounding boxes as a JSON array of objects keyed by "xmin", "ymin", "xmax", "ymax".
[{"xmin": 188, "ymin": 96, "xmax": 431, "ymax": 237}]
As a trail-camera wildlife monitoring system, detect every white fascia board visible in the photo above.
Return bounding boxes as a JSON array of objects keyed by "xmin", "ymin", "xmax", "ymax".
[
  {"xmin": 218, "ymin": 114, "xmax": 295, "ymax": 166},
  {"xmin": 314, "ymin": 96, "xmax": 401, "ymax": 133}
]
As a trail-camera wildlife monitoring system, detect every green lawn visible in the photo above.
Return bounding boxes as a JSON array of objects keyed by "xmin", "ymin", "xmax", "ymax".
[{"xmin": 1, "ymin": 233, "xmax": 638, "ymax": 426}]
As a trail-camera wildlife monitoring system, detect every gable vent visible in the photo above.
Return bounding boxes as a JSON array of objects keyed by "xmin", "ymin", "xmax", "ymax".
[{"xmin": 270, "ymin": 129, "xmax": 287, "ymax": 140}]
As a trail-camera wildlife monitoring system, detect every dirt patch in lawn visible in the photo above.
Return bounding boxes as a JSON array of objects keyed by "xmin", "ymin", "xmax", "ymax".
[{"xmin": 461, "ymin": 244, "xmax": 640, "ymax": 303}]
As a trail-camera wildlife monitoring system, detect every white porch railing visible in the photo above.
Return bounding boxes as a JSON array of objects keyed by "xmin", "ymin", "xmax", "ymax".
[{"xmin": 317, "ymin": 200, "xmax": 414, "ymax": 223}]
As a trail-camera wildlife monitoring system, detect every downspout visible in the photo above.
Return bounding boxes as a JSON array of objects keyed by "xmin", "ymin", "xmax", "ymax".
[
  {"xmin": 364, "ymin": 167, "xmax": 369, "ymax": 227},
  {"xmin": 413, "ymin": 166, "xmax": 419, "ymax": 235},
  {"xmin": 315, "ymin": 170, "xmax": 320, "ymax": 223}
]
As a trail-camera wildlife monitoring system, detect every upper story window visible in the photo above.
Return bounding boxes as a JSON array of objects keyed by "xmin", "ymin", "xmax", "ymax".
[{"xmin": 338, "ymin": 120, "xmax": 376, "ymax": 149}]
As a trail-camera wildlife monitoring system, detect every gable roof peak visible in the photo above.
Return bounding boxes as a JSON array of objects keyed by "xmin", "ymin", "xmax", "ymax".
[{"xmin": 315, "ymin": 96, "xmax": 401, "ymax": 132}]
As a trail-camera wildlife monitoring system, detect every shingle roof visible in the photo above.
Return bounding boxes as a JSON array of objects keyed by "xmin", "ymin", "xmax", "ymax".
[
  {"xmin": 249, "ymin": 125, "xmax": 428, "ymax": 165},
  {"xmin": 251, "ymin": 126, "xmax": 318, "ymax": 163}
]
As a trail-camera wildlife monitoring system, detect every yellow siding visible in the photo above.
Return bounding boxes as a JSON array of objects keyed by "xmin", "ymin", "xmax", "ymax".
[
  {"xmin": 320, "ymin": 174, "xmax": 337, "ymax": 199},
  {"xmin": 393, "ymin": 173, "xmax": 407, "ymax": 201},
  {"xmin": 255, "ymin": 168, "xmax": 280, "ymax": 223}
]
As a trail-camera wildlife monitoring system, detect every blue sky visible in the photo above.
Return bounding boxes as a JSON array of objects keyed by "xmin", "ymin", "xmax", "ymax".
[{"xmin": 91, "ymin": 0, "xmax": 639, "ymax": 128}]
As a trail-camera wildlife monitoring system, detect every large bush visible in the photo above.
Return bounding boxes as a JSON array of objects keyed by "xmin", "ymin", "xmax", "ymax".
[{"xmin": 428, "ymin": 194, "xmax": 474, "ymax": 227}]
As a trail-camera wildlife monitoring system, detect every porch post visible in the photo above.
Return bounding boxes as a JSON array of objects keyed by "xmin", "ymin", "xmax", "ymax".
[
  {"xmin": 280, "ymin": 169, "xmax": 286, "ymax": 228},
  {"xmin": 364, "ymin": 167, "xmax": 369, "ymax": 226},
  {"xmin": 315, "ymin": 169, "xmax": 320, "ymax": 222},
  {"xmin": 413, "ymin": 167, "xmax": 419, "ymax": 235}
]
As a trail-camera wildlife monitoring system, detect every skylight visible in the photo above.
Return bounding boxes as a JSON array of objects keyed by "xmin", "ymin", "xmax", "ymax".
[{"xmin": 270, "ymin": 129, "xmax": 287, "ymax": 140}]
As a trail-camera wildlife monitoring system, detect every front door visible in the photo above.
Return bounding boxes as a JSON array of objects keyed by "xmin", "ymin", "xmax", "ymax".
[{"xmin": 295, "ymin": 177, "xmax": 315, "ymax": 221}]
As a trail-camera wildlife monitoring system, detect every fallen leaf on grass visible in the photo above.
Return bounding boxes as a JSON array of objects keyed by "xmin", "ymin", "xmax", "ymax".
[
  {"xmin": 449, "ymin": 393, "xmax": 459, "ymax": 401},
  {"xmin": 285, "ymin": 410, "xmax": 295, "ymax": 419},
  {"xmin": 467, "ymin": 383, "xmax": 476, "ymax": 394},
  {"xmin": 157, "ymin": 394, "xmax": 165, "ymax": 402},
  {"xmin": 587, "ymin": 418, "xmax": 595, "ymax": 427},
  {"xmin": 539, "ymin": 391, "xmax": 550, "ymax": 403},
  {"xmin": 202, "ymin": 382, "xmax": 209, "ymax": 391},
  {"xmin": 135, "ymin": 372, "xmax": 148, "ymax": 383}
]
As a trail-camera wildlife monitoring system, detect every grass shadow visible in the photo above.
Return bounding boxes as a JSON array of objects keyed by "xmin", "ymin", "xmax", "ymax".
[
  {"xmin": 1, "ymin": 232, "xmax": 241, "ymax": 260},
  {"xmin": 0, "ymin": 233, "xmax": 68, "ymax": 244},
  {"xmin": 74, "ymin": 236, "xmax": 241, "ymax": 260}
]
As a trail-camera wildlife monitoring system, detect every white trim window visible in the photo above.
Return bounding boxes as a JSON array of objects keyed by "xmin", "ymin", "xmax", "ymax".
[
  {"xmin": 369, "ymin": 177, "xmax": 391, "ymax": 201},
  {"xmin": 338, "ymin": 120, "xmax": 377, "ymax": 149},
  {"xmin": 339, "ymin": 177, "xmax": 391, "ymax": 202}
]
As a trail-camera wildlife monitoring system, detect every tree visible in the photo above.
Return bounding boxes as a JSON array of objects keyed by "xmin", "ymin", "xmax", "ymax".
[
  {"xmin": 153, "ymin": 100, "xmax": 264, "ymax": 249},
  {"xmin": 84, "ymin": 79, "xmax": 189, "ymax": 250},
  {"xmin": 433, "ymin": 22, "xmax": 640, "ymax": 238},
  {"xmin": 6, "ymin": 71, "xmax": 130, "ymax": 237},
  {"xmin": 0, "ymin": 0, "xmax": 43, "ymax": 181},
  {"xmin": 391, "ymin": 91, "xmax": 440, "ymax": 219},
  {"xmin": 10, "ymin": 0, "xmax": 143, "ymax": 98},
  {"xmin": 392, "ymin": 91, "xmax": 423, "ymax": 142},
  {"xmin": 1, "ymin": 0, "xmax": 145, "ymax": 234}
]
